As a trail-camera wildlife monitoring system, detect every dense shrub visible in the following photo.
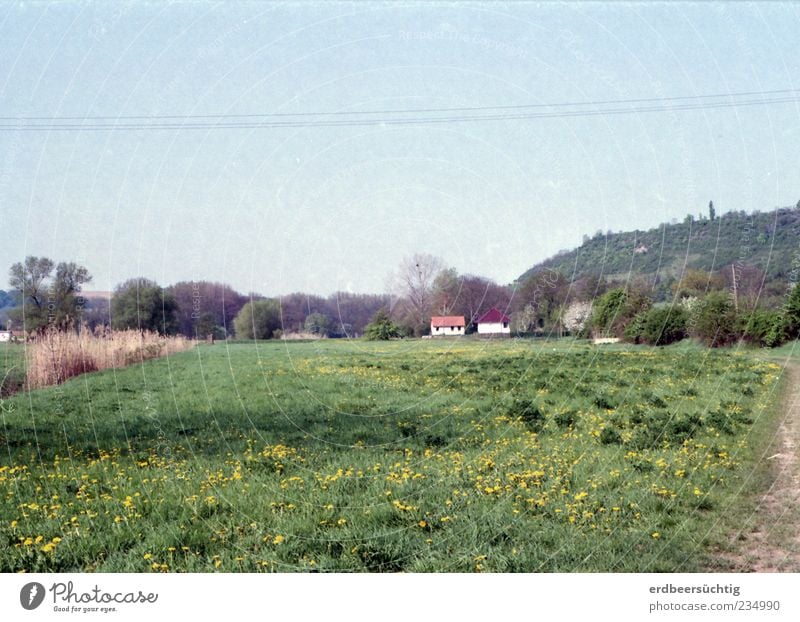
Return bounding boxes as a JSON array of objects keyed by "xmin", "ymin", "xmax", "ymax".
[
  {"xmin": 785, "ymin": 283, "xmax": 800, "ymax": 340},
  {"xmin": 363, "ymin": 309, "xmax": 401, "ymax": 340},
  {"xmin": 738, "ymin": 309, "xmax": 786, "ymax": 347},
  {"xmin": 690, "ymin": 292, "xmax": 739, "ymax": 347},
  {"xmin": 588, "ymin": 288, "xmax": 652, "ymax": 338},
  {"xmin": 623, "ymin": 312, "xmax": 647, "ymax": 344},
  {"xmin": 627, "ymin": 306, "xmax": 688, "ymax": 346}
]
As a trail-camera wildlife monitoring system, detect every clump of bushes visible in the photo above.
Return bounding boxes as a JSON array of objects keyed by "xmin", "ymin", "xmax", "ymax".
[
  {"xmin": 738, "ymin": 309, "xmax": 786, "ymax": 347},
  {"xmin": 363, "ymin": 309, "xmax": 401, "ymax": 340},
  {"xmin": 616, "ymin": 280, "xmax": 800, "ymax": 349},
  {"xmin": 691, "ymin": 292, "xmax": 739, "ymax": 347},
  {"xmin": 587, "ymin": 287, "xmax": 652, "ymax": 338},
  {"xmin": 625, "ymin": 306, "xmax": 688, "ymax": 346}
]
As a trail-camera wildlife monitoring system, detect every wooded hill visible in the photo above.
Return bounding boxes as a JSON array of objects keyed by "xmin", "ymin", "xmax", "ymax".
[{"xmin": 519, "ymin": 205, "xmax": 800, "ymax": 303}]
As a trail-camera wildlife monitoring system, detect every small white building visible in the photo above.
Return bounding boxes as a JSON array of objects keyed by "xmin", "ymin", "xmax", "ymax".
[
  {"xmin": 593, "ymin": 337, "xmax": 621, "ymax": 345},
  {"xmin": 0, "ymin": 331, "xmax": 10, "ymax": 343},
  {"xmin": 476, "ymin": 308, "xmax": 511, "ymax": 336},
  {"xmin": 430, "ymin": 315, "xmax": 465, "ymax": 336}
]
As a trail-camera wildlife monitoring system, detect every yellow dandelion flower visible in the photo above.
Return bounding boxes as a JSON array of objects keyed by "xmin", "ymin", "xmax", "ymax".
[{"xmin": 272, "ymin": 535, "xmax": 284, "ymax": 545}]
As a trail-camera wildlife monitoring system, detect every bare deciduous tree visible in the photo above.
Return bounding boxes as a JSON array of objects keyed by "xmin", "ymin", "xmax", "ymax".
[{"xmin": 391, "ymin": 253, "xmax": 444, "ymax": 335}]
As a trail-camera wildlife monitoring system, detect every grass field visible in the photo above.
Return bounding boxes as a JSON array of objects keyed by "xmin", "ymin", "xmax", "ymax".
[
  {"xmin": 0, "ymin": 338, "xmax": 785, "ymax": 572},
  {"xmin": 763, "ymin": 340, "xmax": 800, "ymax": 361},
  {"xmin": 0, "ymin": 343, "xmax": 25, "ymax": 397}
]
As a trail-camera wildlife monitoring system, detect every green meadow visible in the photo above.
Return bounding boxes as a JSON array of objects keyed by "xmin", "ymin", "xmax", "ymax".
[
  {"xmin": 0, "ymin": 342, "xmax": 25, "ymax": 397},
  {"xmin": 0, "ymin": 339, "xmax": 785, "ymax": 572}
]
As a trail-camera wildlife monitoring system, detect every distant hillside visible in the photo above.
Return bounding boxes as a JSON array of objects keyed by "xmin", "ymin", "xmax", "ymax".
[{"xmin": 519, "ymin": 206, "xmax": 800, "ymax": 301}]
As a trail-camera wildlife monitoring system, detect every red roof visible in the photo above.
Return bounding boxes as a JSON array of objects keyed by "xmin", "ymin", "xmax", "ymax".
[
  {"xmin": 431, "ymin": 316, "xmax": 465, "ymax": 328},
  {"xmin": 476, "ymin": 308, "xmax": 510, "ymax": 324}
]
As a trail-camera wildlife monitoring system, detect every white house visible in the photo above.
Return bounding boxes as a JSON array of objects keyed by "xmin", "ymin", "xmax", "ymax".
[
  {"xmin": 430, "ymin": 315, "xmax": 465, "ymax": 336},
  {"xmin": 0, "ymin": 331, "xmax": 10, "ymax": 343},
  {"xmin": 476, "ymin": 308, "xmax": 511, "ymax": 336}
]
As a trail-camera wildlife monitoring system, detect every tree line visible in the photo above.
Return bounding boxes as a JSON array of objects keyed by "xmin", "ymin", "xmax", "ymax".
[
  {"xmin": 582, "ymin": 268, "xmax": 800, "ymax": 348},
  {"xmin": 2, "ymin": 257, "xmax": 391, "ymax": 339},
  {"xmin": 4, "ymin": 254, "xmax": 799, "ymax": 348}
]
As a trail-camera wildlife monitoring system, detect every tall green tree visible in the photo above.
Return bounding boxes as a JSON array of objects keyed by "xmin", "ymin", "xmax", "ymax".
[
  {"xmin": 233, "ymin": 299, "xmax": 282, "ymax": 339},
  {"xmin": 51, "ymin": 262, "xmax": 92, "ymax": 329},
  {"xmin": 8, "ymin": 256, "xmax": 91, "ymax": 332},
  {"xmin": 111, "ymin": 278, "xmax": 179, "ymax": 335}
]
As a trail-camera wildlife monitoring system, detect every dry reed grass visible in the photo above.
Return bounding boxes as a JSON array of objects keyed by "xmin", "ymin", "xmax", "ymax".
[{"xmin": 25, "ymin": 329, "xmax": 194, "ymax": 389}]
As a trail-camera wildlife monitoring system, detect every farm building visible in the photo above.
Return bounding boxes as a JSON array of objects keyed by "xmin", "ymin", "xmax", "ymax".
[
  {"xmin": 475, "ymin": 307, "xmax": 511, "ymax": 336},
  {"xmin": 430, "ymin": 315, "xmax": 465, "ymax": 336}
]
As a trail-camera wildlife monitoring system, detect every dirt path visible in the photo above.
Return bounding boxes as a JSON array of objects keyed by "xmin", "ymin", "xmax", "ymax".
[{"xmin": 725, "ymin": 363, "xmax": 800, "ymax": 572}]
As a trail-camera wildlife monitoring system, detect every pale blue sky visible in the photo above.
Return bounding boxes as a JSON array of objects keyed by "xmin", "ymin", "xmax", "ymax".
[{"xmin": 1, "ymin": 2, "xmax": 798, "ymax": 295}]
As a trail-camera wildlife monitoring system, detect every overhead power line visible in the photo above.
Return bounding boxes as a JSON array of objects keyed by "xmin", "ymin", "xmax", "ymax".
[{"xmin": 1, "ymin": 88, "xmax": 798, "ymax": 132}]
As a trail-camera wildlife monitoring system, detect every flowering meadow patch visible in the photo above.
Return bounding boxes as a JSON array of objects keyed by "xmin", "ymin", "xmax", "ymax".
[{"xmin": 0, "ymin": 340, "xmax": 782, "ymax": 571}]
